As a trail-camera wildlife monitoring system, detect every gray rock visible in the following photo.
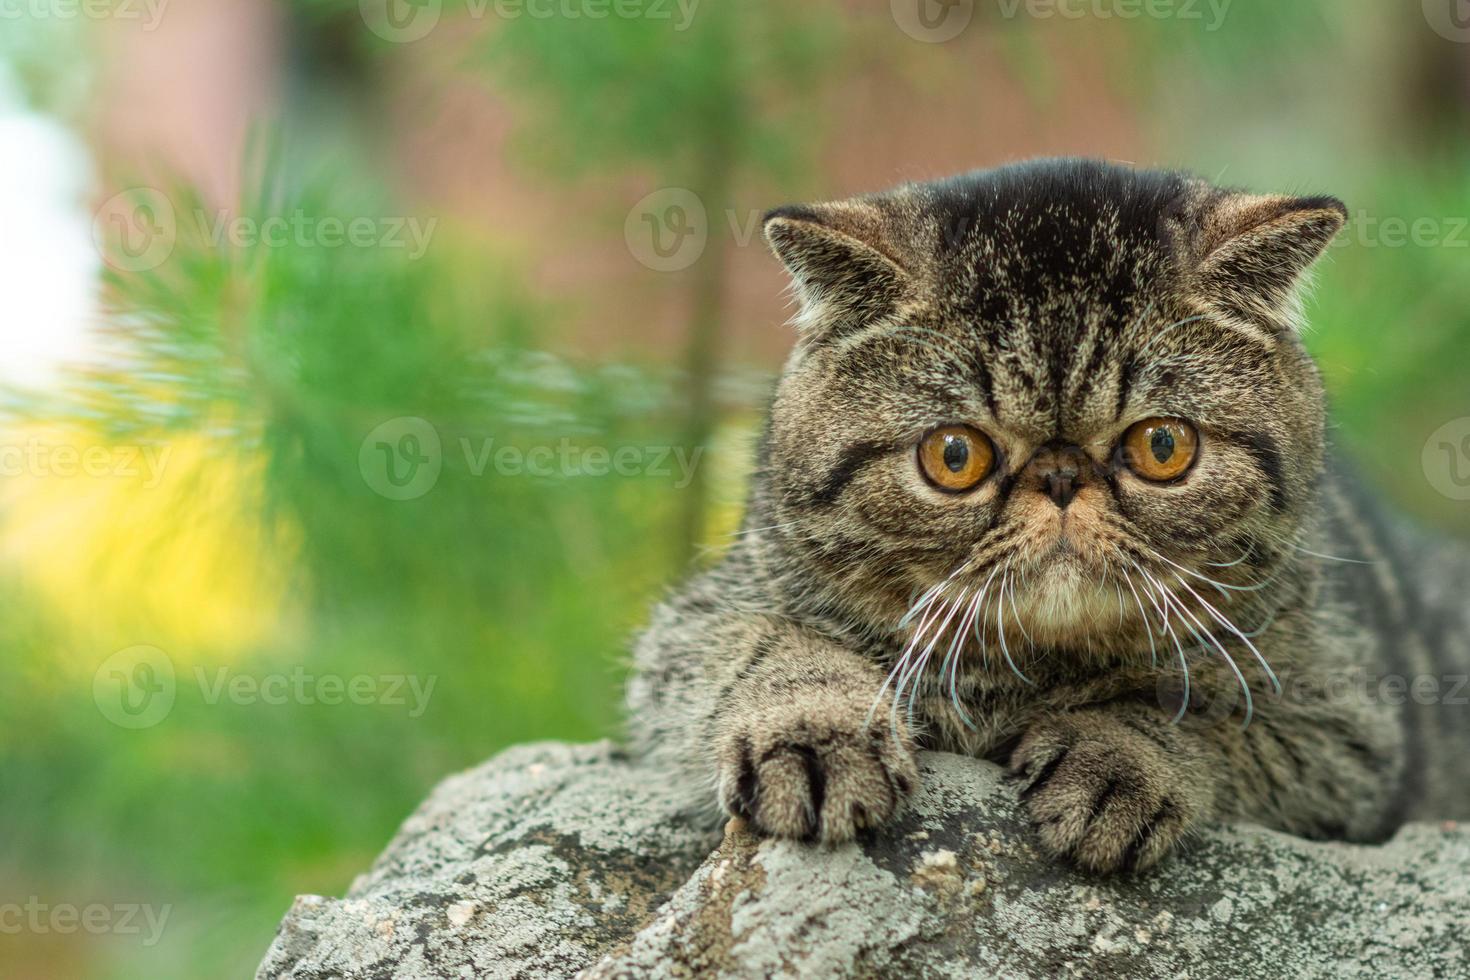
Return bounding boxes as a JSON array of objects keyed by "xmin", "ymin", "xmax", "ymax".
[{"xmin": 257, "ymin": 741, "xmax": 1470, "ymax": 979}]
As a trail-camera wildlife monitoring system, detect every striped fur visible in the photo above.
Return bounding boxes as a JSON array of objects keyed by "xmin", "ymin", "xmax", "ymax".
[{"xmin": 626, "ymin": 159, "xmax": 1470, "ymax": 872}]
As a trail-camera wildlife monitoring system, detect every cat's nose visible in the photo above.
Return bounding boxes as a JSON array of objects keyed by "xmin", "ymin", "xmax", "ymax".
[
  {"xmin": 1044, "ymin": 471, "xmax": 1078, "ymax": 509},
  {"xmin": 1027, "ymin": 442, "xmax": 1088, "ymax": 509}
]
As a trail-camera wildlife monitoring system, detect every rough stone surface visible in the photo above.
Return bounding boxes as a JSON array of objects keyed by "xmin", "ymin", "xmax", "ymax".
[{"xmin": 258, "ymin": 741, "xmax": 1470, "ymax": 979}]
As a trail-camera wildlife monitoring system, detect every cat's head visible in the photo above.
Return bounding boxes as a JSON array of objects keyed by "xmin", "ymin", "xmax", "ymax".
[{"xmin": 757, "ymin": 158, "xmax": 1345, "ymax": 663}]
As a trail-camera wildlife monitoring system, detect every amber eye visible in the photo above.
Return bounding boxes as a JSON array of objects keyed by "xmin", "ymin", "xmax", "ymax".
[
  {"xmin": 917, "ymin": 425, "xmax": 995, "ymax": 492},
  {"xmin": 1123, "ymin": 417, "xmax": 1200, "ymax": 482}
]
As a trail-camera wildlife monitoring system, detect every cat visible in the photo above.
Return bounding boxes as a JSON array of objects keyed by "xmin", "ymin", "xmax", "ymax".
[{"xmin": 626, "ymin": 158, "xmax": 1470, "ymax": 873}]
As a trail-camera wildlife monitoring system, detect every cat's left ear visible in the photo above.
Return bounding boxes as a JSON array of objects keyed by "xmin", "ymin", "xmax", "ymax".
[
  {"xmin": 763, "ymin": 201, "xmax": 913, "ymax": 341},
  {"xmin": 1189, "ymin": 193, "xmax": 1347, "ymax": 331}
]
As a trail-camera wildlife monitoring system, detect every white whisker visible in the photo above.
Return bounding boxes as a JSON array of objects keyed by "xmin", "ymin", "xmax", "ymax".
[
  {"xmin": 722, "ymin": 520, "xmax": 805, "ymax": 540},
  {"xmin": 1120, "ymin": 566, "xmax": 1158, "ymax": 668},
  {"xmin": 997, "ymin": 563, "xmax": 1035, "ymax": 686},
  {"xmin": 869, "ymin": 582, "xmax": 953, "ymax": 733},
  {"xmin": 1293, "ymin": 544, "xmax": 1375, "ymax": 565},
  {"xmin": 1135, "ymin": 313, "xmax": 1209, "ymax": 357},
  {"xmin": 1129, "ymin": 559, "xmax": 1192, "ymax": 724},
  {"xmin": 1171, "ymin": 573, "xmax": 1282, "ymax": 696},
  {"xmin": 1145, "ymin": 545, "xmax": 1275, "ymax": 594},
  {"xmin": 942, "ymin": 587, "xmax": 988, "ymax": 731},
  {"xmin": 890, "ymin": 588, "xmax": 968, "ymax": 738},
  {"xmin": 1151, "ymin": 572, "xmax": 1256, "ymax": 729}
]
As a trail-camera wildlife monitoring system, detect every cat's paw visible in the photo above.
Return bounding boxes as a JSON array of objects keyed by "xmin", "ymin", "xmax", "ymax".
[
  {"xmin": 1008, "ymin": 714, "xmax": 1200, "ymax": 873},
  {"xmin": 716, "ymin": 703, "xmax": 918, "ymax": 844}
]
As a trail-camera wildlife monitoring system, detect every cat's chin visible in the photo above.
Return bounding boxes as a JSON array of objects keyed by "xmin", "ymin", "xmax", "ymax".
[{"xmin": 1008, "ymin": 558, "xmax": 1137, "ymax": 650}]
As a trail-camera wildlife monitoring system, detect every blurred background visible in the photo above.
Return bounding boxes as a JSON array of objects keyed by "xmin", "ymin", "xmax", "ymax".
[{"xmin": 1, "ymin": 1, "xmax": 1467, "ymax": 976}]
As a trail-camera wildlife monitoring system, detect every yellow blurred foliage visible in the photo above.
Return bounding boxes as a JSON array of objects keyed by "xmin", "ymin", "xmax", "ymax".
[{"xmin": 0, "ymin": 423, "xmax": 298, "ymax": 673}]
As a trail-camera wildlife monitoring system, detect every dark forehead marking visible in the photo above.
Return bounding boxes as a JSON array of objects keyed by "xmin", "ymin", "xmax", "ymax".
[
  {"xmin": 972, "ymin": 345, "xmax": 999, "ymax": 419},
  {"xmin": 1115, "ymin": 358, "xmax": 1136, "ymax": 422},
  {"xmin": 926, "ymin": 158, "xmax": 1190, "ymax": 305},
  {"xmin": 920, "ymin": 160, "xmax": 1191, "ymax": 433}
]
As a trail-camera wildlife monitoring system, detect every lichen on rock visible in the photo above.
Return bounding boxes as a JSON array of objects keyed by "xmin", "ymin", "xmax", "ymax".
[{"xmin": 257, "ymin": 741, "xmax": 1470, "ymax": 979}]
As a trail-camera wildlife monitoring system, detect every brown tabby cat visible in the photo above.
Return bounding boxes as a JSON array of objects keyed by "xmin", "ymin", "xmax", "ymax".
[{"xmin": 626, "ymin": 158, "xmax": 1470, "ymax": 872}]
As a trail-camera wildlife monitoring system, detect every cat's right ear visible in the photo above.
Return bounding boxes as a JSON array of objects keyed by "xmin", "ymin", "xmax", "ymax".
[
  {"xmin": 763, "ymin": 203, "xmax": 912, "ymax": 340},
  {"xmin": 1186, "ymin": 192, "xmax": 1348, "ymax": 333}
]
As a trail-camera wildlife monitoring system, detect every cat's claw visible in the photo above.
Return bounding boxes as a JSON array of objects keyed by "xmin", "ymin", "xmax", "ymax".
[
  {"xmin": 1009, "ymin": 714, "xmax": 1200, "ymax": 873},
  {"xmin": 716, "ymin": 705, "xmax": 918, "ymax": 844}
]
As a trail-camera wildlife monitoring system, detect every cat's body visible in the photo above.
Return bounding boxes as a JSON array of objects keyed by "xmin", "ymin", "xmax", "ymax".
[{"xmin": 627, "ymin": 159, "xmax": 1470, "ymax": 871}]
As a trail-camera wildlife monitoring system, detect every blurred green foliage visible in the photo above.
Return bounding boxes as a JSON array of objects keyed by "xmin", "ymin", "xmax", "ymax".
[
  {"xmin": 0, "ymin": 157, "xmax": 697, "ymax": 978},
  {"xmin": 476, "ymin": 0, "xmax": 843, "ymax": 562}
]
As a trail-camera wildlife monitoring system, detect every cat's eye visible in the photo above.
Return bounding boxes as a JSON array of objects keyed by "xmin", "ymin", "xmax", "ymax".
[
  {"xmin": 917, "ymin": 425, "xmax": 995, "ymax": 492},
  {"xmin": 1123, "ymin": 417, "xmax": 1199, "ymax": 482}
]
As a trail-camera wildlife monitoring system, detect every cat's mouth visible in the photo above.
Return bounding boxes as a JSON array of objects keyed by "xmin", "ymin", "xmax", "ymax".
[
  {"xmin": 974, "ymin": 521, "xmax": 1146, "ymax": 650},
  {"xmin": 1008, "ymin": 559, "xmax": 1129, "ymax": 645}
]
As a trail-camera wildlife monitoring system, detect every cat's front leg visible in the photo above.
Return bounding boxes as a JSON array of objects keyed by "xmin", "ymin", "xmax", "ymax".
[
  {"xmin": 1007, "ymin": 707, "xmax": 1217, "ymax": 873},
  {"xmin": 714, "ymin": 633, "xmax": 919, "ymax": 843},
  {"xmin": 1008, "ymin": 682, "xmax": 1403, "ymax": 873},
  {"xmin": 628, "ymin": 584, "xmax": 920, "ymax": 844}
]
